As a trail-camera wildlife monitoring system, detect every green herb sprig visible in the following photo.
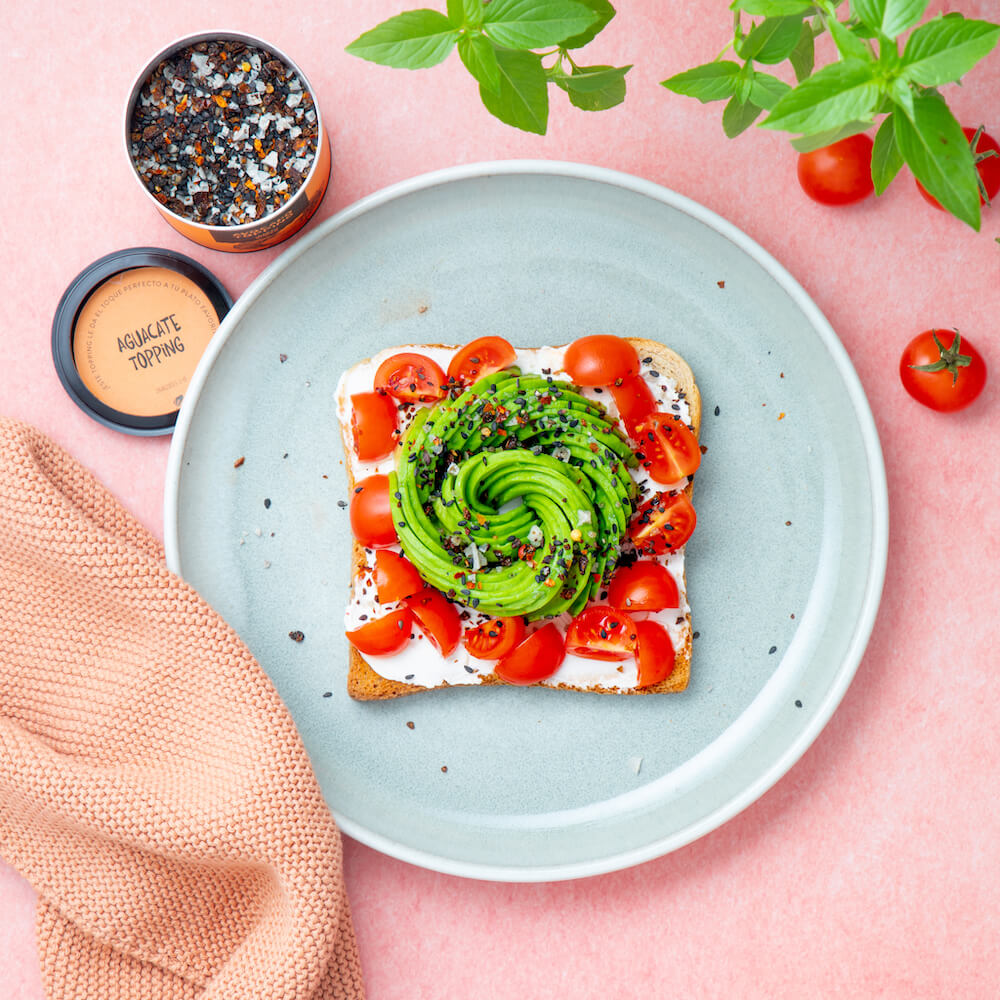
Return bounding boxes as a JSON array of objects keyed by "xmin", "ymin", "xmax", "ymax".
[
  {"xmin": 345, "ymin": 0, "xmax": 630, "ymax": 135},
  {"xmin": 661, "ymin": 0, "xmax": 1000, "ymax": 230}
]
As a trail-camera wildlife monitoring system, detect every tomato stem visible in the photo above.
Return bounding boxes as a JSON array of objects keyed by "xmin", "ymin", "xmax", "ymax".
[{"xmin": 909, "ymin": 329, "xmax": 972, "ymax": 385}]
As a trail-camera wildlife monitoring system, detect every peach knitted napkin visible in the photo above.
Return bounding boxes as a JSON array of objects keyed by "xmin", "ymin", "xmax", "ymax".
[{"xmin": 0, "ymin": 418, "xmax": 365, "ymax": 1000}]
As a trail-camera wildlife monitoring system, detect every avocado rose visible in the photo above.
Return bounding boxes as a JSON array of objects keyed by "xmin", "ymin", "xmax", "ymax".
[{"xmin": 388, "ymin": 368, "xmax": 638, "ymax": 619}]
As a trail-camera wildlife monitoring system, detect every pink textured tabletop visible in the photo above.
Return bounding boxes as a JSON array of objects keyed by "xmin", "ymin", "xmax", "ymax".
[{"xmin": 2, "ymin": 2, "xmax": 999, "ymax": 997}]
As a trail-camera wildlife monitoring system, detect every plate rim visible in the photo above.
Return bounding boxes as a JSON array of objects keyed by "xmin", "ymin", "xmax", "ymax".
[{"xmin": 164, "ymin": 159, "xmax": 889, "ymax": 881}]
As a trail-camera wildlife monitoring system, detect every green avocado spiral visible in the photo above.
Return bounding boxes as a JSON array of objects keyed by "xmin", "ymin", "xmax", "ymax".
[{"xmin": 388, "ymin": 369, "xmax": 638, "ymax": 620}]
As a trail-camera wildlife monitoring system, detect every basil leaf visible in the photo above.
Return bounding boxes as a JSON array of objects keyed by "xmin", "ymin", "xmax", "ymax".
[
  {"xmin": 458, "ymin": 31, "xmax": 501, "ymax": 93},
  {"xmin": 731, "ymin": 0, "xmax": 813, "ymax": 15},
  {"xmin": 749, "ymin": 71, "xmax": 792, "ymax": 110},
  {"xmin": 871, "ymin": 115, "xmax": 903, "ymax": 194},
  {"xmin": 447, "ymin": 0, "xmax": 484, "ymax": 27},
  {"xmin": 560, "ymin": 0, "xmax": 616, "ymax": 50},
  {"xmin": 788, "ymin": 20, "xmax": 816, "ymax": 82},
  {"xmin": 826, "ymin": 15, "xmax": 874, "ymax": 62},
  {"xmin": 554, "ymin": 64, "xmax": 630, "ymax": 111},
  {"xmin": 479, "ymin": 45, "xmax": 549, "ymax": 134},
  {"xmin": 789, "ymin": 121, "xmax": 873, "ymax": 152},
  {"xmin": 660, "ymin": 61, "xmax": 742, "ymax": 103},
  {"xmin": 761, "ymin": 59, "xmax": 879, "ymax": 134},
  {"xmin": 722, "ymin": 97, "xmax": 764, "ymax": 137},
  {"xmin": 345, "ymin": 10, "xmax": 460, "ymax": 69},
  {"xmin": 482, "ymin": 0, "xmax": 598, "ymax": 49},
  {"xmin": 886, "ymin": 77, "xmax": 914, "ymax": 121},
  {"xmin": 901, "ymin": 16, "xmax": 1000, "ymax": 88},
  {"xmin": 852, "ymin": 0, "xmax": 929, "ymax": 39},
  {"xmin": 734, "ymin": 61, "xmax": 755, "ymax": 104},
  {"xmin": 893, "ymin": 89, "xmax": 980, "ymax": 229},
  {"xmin": 739, "ymin": 15, "xmax": 805, "ymax": 64}
]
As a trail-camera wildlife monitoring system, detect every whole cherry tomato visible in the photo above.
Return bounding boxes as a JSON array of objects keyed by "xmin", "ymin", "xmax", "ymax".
[
  {"xmin": 899, "ymin": 329, "xmax": 987, "ymax": 412},
  {"xmin": 797, "ymin": 133, "xmax": 874, "ymax": 206},
  {"xmin": 917, "ymin": 126, "xmax": 1000, "ymax": 209},
  {"xmin": 447, "ymin": 337, "xmax": 517, "ymax": 386},
  {"xmin": 564, "ymin": 335, "xmax": 639, "ymax": 387}
]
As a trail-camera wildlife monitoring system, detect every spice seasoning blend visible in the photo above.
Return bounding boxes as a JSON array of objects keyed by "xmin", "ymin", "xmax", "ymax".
[{"xmin": 125, "ymin": 33, "xmax": 331, "ymax": 252}]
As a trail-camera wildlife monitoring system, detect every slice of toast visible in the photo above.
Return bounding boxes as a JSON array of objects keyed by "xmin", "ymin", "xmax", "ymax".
[{"xmin": 340, "ymin": 337, "xmax": 701, "ymax": 700}]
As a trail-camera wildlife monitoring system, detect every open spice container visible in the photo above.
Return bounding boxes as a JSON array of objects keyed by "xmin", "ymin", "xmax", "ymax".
[
  {"xmin": 124, "ymin": 31, "xmax": 332, "ymax": 252},
  {"xmin": 51, "ymin": 248, "xmax": 232, "ymax": 435}
]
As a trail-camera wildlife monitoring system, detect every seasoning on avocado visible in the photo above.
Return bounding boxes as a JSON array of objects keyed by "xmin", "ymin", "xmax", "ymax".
[{"xmin": 389, "ymin": 369, "xmax": 638, "ymax": 619}]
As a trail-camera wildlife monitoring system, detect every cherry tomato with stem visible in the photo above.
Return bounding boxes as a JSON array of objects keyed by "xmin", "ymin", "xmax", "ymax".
[
  {"xmin": 899, "ymin": 329, "xmax": 987, "ymax": 412},
  {"xmin": 373, "ymin": 550, "xmax": 424, "ymax": 604},
  {"xmin": 447, "ymin": 336, "xmax": 517, "ymax": 386},
  {"xmin": 797, "ymin": 133, "xmax": 874, "ymax": 206},
  {"xmin": 494, "ymin": 623, "xmax": 565, "ymax": 685},
  {"xmin": 564, "ymin": 335, "xmax": 639, "ymax": 387},
  {"xmin": 565, "ymin": 606, "xmax": 638, "ymax": 661},
  {"xmin": 349, "ymin": 474, "xmax": 397, "ymax": 548},
  {"xmin": 917, "ymin": 126, "xmax": 1000, "ymax": 209},
  {"xmin": 634, "ymin": 412, "xmax": 702, "ymax": 483},
  {"xmin": 403, "ymin": 587, "xmax": 462, "ymax": 658},
  {"xmin": 608, "ymin": 374, "xmax": 657, "ymax": 438},
  {"xmin": 374, "ymin": 352, "xmax": 446, "ymax": 403},
  {"xmin": 351, "ymin": 391, "xmax": 397, "ymax": 461},
  {"xmin": 607, "ymin": 560, "xmax": 680, "ymax": 612},
  {"xmin": 462, "ymin": 616, "xmax": 526, "ymax": 660},
  {"xmin": 346, "ymin": 608, "xmax": 413, "ymax": 656},
  {"xmin": 630, "ymin": 492, "xmax": 697, "ymax": 555},
  {"xmin": 634, "ymin": 620, "xmax": 676, "ymax": 688}
]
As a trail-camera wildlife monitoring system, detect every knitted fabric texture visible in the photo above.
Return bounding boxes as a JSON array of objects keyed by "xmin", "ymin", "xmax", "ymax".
[{"xmin": 0, "ymin": 418, "xmax": 365, "ymax": 1000}]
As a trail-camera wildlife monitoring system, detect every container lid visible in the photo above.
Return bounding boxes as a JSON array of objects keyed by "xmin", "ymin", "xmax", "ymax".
[{"xmin": 52, "ymin": 247, "xmax": 232, "ymax": 435}]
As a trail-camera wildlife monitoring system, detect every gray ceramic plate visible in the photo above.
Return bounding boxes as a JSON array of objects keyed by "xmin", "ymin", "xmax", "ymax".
[{"xmin": 164, "ymin": 161, "xmax": 888, "ymax": 881}]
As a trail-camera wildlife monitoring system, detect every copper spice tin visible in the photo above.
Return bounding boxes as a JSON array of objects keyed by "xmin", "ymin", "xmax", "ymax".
[{"xmin": 124, "ymin": 30, "xmax": 332, "ymax": 253}]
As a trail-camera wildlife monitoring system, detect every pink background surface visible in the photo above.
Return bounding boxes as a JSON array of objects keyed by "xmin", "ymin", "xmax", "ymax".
[{"xmin": 2, "ymin": 2, "xmax": 999, "ymax": 997}]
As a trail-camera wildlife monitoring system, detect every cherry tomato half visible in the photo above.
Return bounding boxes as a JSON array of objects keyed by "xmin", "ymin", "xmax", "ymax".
[
  {"xmin": 608, "ymin": 374, "xmax": 656, "ymax": 438},
  {"xmin": 564, "ymin": 335, "xmax": 639, "ymax": 387},
  {"xmin": 351, "ymin": 391, "xmax": 398, "ymax": 461},
  {"xmin": 494, "ymin": 623, "xmax": 566, "ymax": 685},
  {"xmin": 917, "ymin": 126, "xmax": 1000, "ymax": 209},
  {"xmin": 403, "ymin": 587, "xmax": 462, "ymax": 658},
  {"xmin": 346, "ymin": 608, "xmax": 413, "ymax": 656},
  {"xmin": 373, "ymin": 550, "xmax": 424, "ymax": 604},
  {"xmin": 630, "ymin": 492, "xmax": 697, "ymax": 555},
  {"xmin": 349, "ymin": 474, "xmax": 397, "ymax": 548},
  {"xmin": 607, "ymin": 560, "xmax": 680, "ymax": 612},
  {"xmin": 462, "ymin": 616, "xmax": 526, "ymax": 660},
  {"xmin": 899, "ymin": 328, "xmax": 987, "ymax": 412},
  {"xmin": 374, "ymin": 352, "xmax": 446, "ymax": 403},
  {"xmin": 797, "ymin": 133, "xmax": 874, "ymax": 206},
  {"xmin": 565, "ymin": 606, "xmax": 638, "ymax": 662},
  {"xmin": 635, "ymin": 620, "xmax": 676, "ymax": 688},
  {"xmin": 635, "ymin": 412, "xmax": 702, "ymax": 483},
  {"xmin": 447, "ymin": 336, "xmax": 517, "ymax": 386}
]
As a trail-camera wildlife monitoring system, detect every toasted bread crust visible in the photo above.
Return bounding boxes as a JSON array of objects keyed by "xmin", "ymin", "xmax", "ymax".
[{"xmin": 342, "ymin": 338, "xmax": 699, "ymax": 700}]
